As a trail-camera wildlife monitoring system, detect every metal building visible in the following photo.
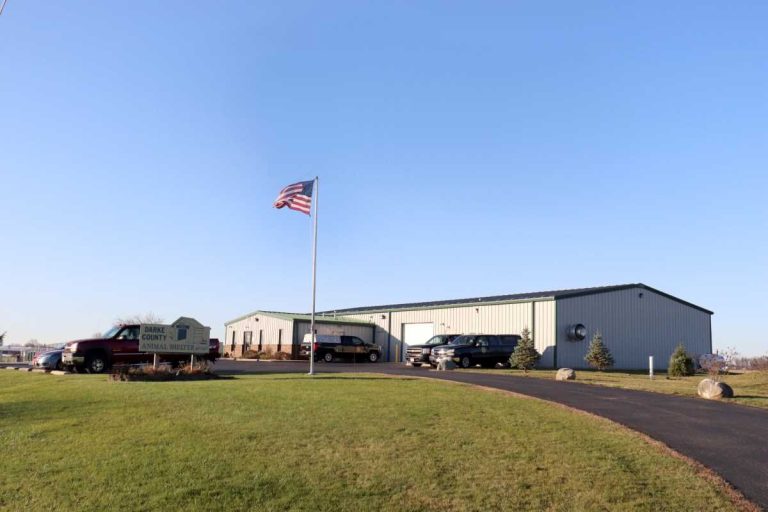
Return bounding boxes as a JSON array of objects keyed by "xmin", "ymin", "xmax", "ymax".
[
  {"xmin": 224, "ymin": 284, "xmax": 712, "ymax": 369},
  {"xmin": 224, "ymin": 311, "xmax": 375, "ymax": 358}
]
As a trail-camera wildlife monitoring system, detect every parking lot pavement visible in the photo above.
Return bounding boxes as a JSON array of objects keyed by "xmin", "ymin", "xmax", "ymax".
[{"xmin": 212, "ymin": 359, "xmax": 768, "ymax": 509}]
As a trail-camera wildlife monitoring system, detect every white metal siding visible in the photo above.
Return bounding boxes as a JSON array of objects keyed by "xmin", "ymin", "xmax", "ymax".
[
  {"xmin": 224, "ymin": 314, "xmax": 293, "ymax": 352},
  {"xmin": 555, "ymin": 287, "xmax": 711, "ymax": 370},
  {"xmin": 322, "ymin": 313, "xmax": 392, "ymax": 359},
  {"xmin": 295, "ymin": 321, "xmax": 375, "ymax": 344},
  {"xmin": 342, "ymin": 300, "xmax": 556, "ymax": 365},
  {"xmin": 534, "ymin": 301, "xmax": 556, "ymax": 367}
]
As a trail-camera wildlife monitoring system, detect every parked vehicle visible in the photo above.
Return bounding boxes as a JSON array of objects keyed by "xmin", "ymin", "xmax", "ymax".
[
  {"xmin": 61, "ymin": 323, "xmax": 220, "ymax": 374},
  {"xmin": 430, "ymin": 334, "xmax": 520, "ymax": 368},
  {"xmin": 300, "ymin": 334, "xmax": 381, "ymax": 363},
  {"xmin": 32, "ymin": 349, "xmax": 64, "ymax": 370},
  {"xmin": 405, "ymin": 334, "xmax": 460, "ymax": 367}
]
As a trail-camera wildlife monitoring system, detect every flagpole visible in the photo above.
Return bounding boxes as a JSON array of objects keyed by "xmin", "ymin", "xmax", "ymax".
[{"xmin": 309, "ymin": 176, "xmax": 319, "ymax": 376}]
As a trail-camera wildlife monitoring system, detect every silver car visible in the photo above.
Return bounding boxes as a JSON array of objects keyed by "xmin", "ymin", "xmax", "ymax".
[{"xmin": 33, "ymin": 350, "xmax": 63, "ymax": 370}]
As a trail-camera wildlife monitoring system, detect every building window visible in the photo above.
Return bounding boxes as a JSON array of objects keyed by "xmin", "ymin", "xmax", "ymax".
[
  {"xmin": 230, "ymin": 330, "xmax": 236, "ymax": 352},
  {"xmin": 277, "ymin": 329, "xmax": 282, "ymax": 352},
  {"xmin": 258, "ymin": 330, "xmax": 263, "ymax": 352}
]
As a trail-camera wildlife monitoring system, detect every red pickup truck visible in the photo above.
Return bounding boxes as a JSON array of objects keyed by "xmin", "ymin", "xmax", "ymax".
[{"xmin": 61, "ymin": 324, "xmax": 220, "ymax": 373}]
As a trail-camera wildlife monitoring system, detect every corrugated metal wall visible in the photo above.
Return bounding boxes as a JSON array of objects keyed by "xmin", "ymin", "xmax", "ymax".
[
  {"xmin": 224, "ymin": 314, "xmax": 293, "ymax": 355},
  {"xmin": 295, "ymin": 321, "xmax": 375, "ymax": 344},
  {"xmin": 342, "ymin": 300, "xmax": 557, "ymax": 366},
  {"xmin": 320, "ymin": 313, "xmax": 392, "ymax": 359},
  {"xmin": 555, "ymin": 287, "xmax": 712, "ymax": 370},
  {"xmin": 534, "ymin": 301, "xmax": 556, "ymax": 367}
]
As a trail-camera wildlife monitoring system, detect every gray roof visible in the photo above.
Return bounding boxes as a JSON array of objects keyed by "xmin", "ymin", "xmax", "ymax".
[
  {"xmin": 226, "ymin": 310, "xmax": 375, "ymax": 326},
  {"xmin": 320, "ymin": 283, "xmax": 713, "ymax": 315}
]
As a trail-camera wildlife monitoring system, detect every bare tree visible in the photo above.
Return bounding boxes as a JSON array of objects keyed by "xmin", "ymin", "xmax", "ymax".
[
  {"xmin": 0, "ymin": 331, "xmax": 5, "ymax": 348},
  {"xmin": 24, "ymin": 339, "xmax": 39, "ymax": 347},
  {"xmin": 699, "ymin": 347, "xmax": 740, "ymax": 382},
  {"xmin": 114, "ymin": 312, "xmax": 164, "ymax": 326}
]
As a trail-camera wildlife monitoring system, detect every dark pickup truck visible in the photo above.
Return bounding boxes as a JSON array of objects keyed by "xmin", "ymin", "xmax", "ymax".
[
  {"xmin": 430, "ymin": 334, "xmax": 520, "ymax": 368},
  {"xmin": 61, "ymin": 325, "xmax": 220, "ymax": 373},
  {"xmin": 300, "ymin": 335, "xmax": 381, "ymax": 363},
  {"xmin": 405, "ymin": 334, "xmax": 459, "ymax": 367}
]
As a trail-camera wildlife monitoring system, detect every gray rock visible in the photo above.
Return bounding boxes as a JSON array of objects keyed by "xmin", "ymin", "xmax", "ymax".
[
  {"xmin": 697, "ymin": 378, "xmax": 734, "ymax": 399},
  {"xmin": 436, "ymin": 357, "xmax": 457, "ymax": 371},
  {"xmin": 556, "ymin": 368, "xmax": 576, "ymax": 381}
]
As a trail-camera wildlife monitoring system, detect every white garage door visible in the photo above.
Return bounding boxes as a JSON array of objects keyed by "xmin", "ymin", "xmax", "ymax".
[{"xmin": 402, "ymin": 323, "xmax": 434, "ymax": 361}]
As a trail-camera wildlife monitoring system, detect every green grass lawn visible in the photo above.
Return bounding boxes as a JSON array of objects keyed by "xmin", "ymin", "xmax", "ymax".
[
  {"xmin": 465, "ymin": 368, "xmax": 768, "ymax": 409},
  {"xmin": 0, "ymin": 372, "xmax": 741, "ymax": 511}
]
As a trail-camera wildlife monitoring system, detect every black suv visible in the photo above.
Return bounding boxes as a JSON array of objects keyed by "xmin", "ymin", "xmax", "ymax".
[
  {"xmin": 430, "ymin": 334, "xmax": 520, "ymax": 368},
  {"xmin": 405, "ymin": 334, "xmax": 460, "ymax": 367}
]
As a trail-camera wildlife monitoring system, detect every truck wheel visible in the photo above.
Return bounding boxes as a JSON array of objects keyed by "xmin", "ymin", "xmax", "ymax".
[
  {"xmin": 460, "ymin": 356, "xmax": 472, "ymax": 368},
  {"xmin": 368, "ymin": 352, "xmax": 379, "ymax": 363},
  {"xmin": 323, "ymin": 352, "xmax": 334, "ymax": 363},
  {"xmin": 85, "ymin": 354, "xmax": 108, "ymax": 374}
]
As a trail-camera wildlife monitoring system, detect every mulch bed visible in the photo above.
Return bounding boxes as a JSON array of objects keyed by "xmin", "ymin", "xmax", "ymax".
[{"xmin": 109, "ymin": 372, "xmax": 223, "ymax": 382}]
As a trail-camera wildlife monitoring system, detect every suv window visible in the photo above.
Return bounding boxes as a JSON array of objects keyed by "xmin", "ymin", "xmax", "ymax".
[
  {"xmin": 451, "ymin": 335, "xmax": 475, "ymax": 346},
  {"xmin": 117, "ymin": 327, "xmax": 139, "ymax": 340},
  {"xmin": 499, "ymin": 335, "xmax": 519, "ymax": 346},
  {"xmin": 477, "ymin": 336, "xmax": 490, "ymax": 347}
]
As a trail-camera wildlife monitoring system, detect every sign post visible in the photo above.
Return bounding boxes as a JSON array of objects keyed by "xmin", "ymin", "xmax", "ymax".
[{"xmin": 649, "ymin": 356, "xmax": 654, "ymax": 380}]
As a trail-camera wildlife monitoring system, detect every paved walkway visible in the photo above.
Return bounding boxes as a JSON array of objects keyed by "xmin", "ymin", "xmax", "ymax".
[{"xmin": 214, "ymin": 360, "xmax": 768, "ymax": 508}]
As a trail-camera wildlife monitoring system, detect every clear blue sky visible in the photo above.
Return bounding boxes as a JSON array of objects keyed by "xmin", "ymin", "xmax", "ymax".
[{"xmin": 1, "ymin": 1, "xmax": 766, "ymax": 355}]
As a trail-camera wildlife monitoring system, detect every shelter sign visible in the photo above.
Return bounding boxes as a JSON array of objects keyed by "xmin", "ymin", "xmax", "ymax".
[{"xmin": 139, "ymin": 318, "xmax": 210, "ymax": 354}]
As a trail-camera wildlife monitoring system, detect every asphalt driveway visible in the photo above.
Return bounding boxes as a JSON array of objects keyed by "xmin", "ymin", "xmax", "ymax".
[{"xmin": 214, "ymin": 359, "xmax": 768, "ymax": 509}]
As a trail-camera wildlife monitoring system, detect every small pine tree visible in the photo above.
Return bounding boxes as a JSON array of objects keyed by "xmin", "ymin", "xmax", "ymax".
[
  {"xmin": 510, "ymin": 327, "xmax": 541, "ymax": 373},
  {"xmin": 584, "ymin": 331, "xmax": 614, "ymax": 371},
  {"xmin": 667, "ymin": 343, "xmax": 695, "ymax": 377}
]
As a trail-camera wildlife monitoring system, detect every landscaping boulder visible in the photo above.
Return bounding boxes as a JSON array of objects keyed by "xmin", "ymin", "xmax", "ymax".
[
  {"xmin": 436, "ymin": 357, "xmax": 457, "ymax": 371},
  {"xmin": 697, "ymin": 378, "xmax": 734, "ymax": 400},
  {"xmin": 556, "ymin": 368, "xmax": 576, "ymax": 381}
]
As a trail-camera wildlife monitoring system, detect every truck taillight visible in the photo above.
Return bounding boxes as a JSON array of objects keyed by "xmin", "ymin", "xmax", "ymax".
[{"xmin": 313, "ymin": 342, "xmax": 318, "ymax": 352}]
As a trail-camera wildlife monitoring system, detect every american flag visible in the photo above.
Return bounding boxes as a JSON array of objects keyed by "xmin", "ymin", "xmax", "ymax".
[{"xmin": 273, "ymin": 180, "xmax": 314, "ymax": 215}]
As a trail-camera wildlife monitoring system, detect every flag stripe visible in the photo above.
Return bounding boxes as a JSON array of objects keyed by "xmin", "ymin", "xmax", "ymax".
[{"xmin": 273, "ymin": 181, "xmax": 314, "ymax": 215}]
